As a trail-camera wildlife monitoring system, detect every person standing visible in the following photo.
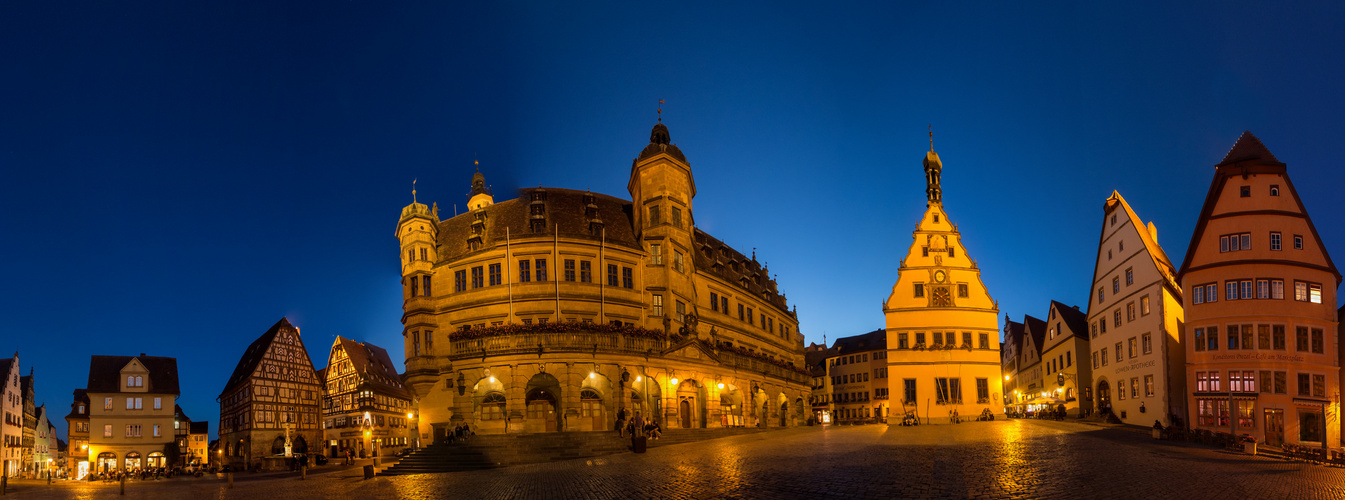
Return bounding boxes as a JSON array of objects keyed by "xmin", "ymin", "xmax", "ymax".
[{"xmin": 616, "ymin": 407, "xmax": 628, "ymax": 437}]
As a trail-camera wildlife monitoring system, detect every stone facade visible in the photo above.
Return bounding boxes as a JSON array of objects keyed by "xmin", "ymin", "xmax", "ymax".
[
  {"xmin": 399, "ymin": 120, "xmax": 809, "ymax": 441},
  {"xmin": 884, "ymin": 143, "xmax": 1004, "ymax": 424},
  {"xmin": 63, "ymin": 389, "xmax": 90, "ymax": 478},
  {"xmin": 218, "ymin": 318, "xmax": 323, "ymax": 469},
  {"xmin": 826, "ymin": 330, "xmax": 890, "ymax": 423},
  {"xmin": 82, "ymin": 354, "xmax": 180, "ymax": 473}
]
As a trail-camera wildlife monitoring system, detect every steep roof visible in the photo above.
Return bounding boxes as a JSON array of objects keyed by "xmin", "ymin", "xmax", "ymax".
[
  {"xmin": 220, "ymin": 317, "xmax": 296, "ymax": 397},
  {"xmin": 435, "ymin": 188, "xmax": 640, "ymax": 264},
  {"xmin": 20, "ymin": 374, "xmax": 33, "ymax": 400},
  {"xmin": 1023, "ymin": 315, "xmax": 1046, "ymax": 356},
  {"xmin": 329, "ymin": 336, "xmax": 412, "ymax": 400},
  {"xmin": 1051, "ymin": 301, "xmax": 1089, "ymax": 340},
  {"xmin": 189, "ymin": 421, "xmax": 209, "ymax": 435},
  {"xmin": 65, "ymin": 389, "xmax": 89, "ymax": 420},
  {"xmin": 831, "ymin": 329, "xmax": 887, "ymax": 354},
  {"xmin": 1176, "ymin": 132, "xmax": 1340, "ymax": 284},
  {"xmin": 86, "ymin": 355, "xmax": 180, "ymax": 395},
  {"xmin": 174, "ymin": 404, "xmax": 191, "ymax": 422},
  {"xmin": 1103, "ymin": 191, "xmax": 1180, "ymax": 296},
  {"xmin": 1218, "ymin": 131, "xmax": 1281, "ymax": 167},
  {"xmin": 693, "ymin": 229, "xmax": 793, "ymax": 315}
]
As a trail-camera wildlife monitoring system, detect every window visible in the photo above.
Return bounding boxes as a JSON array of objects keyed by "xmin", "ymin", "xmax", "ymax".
[
  {"xmin": 1114, "ymin": 342, "xmax": 1123, "ymax": 362},
  {"xmin": 1240, "ymin": 185, "xmax": 1250, "ymax": 197},
  {"xmin": 935, "ymin": 378, "xmax": 961, "ymax": 404},
  {"xmin": 1226, "ymin": 281, "xmax": 1237, "ymax": 301},
  {"xmin": 1113, "ymin": 277, "xmax": 1120, "ymax": 294},
  {"xmin": 535, "ymin": 259, "xmax": 547, "ymax": 282},
  {"xmin": 1100, "ymin": 348, "xmax": 1108, "ymax": 366},
  {"xmin": 105, "ymin": 397, "xmax": 113, "ymax": 410},
  {"xmin": 648, "ymin": 205, "xmax": 660, "ymax": 226},
  {"xmin": 579, "ymin": 261, "xmax": 591, "ymax": 283},
  {"xmin": 1144, "ymin": 375, "xmax": 1155, "ymax": 397},
  {"xmin": 1092, "ymin": 351, "xmax": 1099, "ymax": 369},
  {"xmin": 1270, "ymin": 232, "xmax": 1282, "ymax": 251},
  {"xmin": 1255, "ymin": 279, "xmax": 1268, "ymax": 299},
  {"xmin": 1220, "ymin": 233, "xmax": 1251, "ymax": 252},
  {"xmin": 489, "ymin": 263, "xmax": 502, "ymax": 286},
  {"xmin": 1271, "ymin": 279, "xmax": 1284, "ymax": 299},
  {"xmin": 1205, "ymin": 283, "xmax": 1218, "ymax": 303},
  {"xmin": 1313, "ymin": 374, "xmax": 1326, "ymax": 398},
  {"xmin": 622, "ymin": 267, "xmax": 634, "ymax": 288},
  {"xmin": 1298, "ymin": 373, "xmax": 1311, "ymax": 396},
  {"xmin": 518, "ymin": 260, "xmax": 531, "ymax": 283},
  {"xmin": 1311, "ymin": 328, "xmax": 1324, "ymax": 354},
  {"xmin": 1091, "ymin": 322, "xmax": 1098, "ymax": 338},
  {"xmin": 1270, "ymin": 185, "xmax": 1279, "ymax": 196},
  {"xmin": 1142, "ymin": 333, "xmax": 1152, "ymax": 354},
  {"xmin": 1294, "ymin": 235, "xmax": 1303, "ymax": 250},
  {"xmin": 710, "ymin": 292, "xmax": 719, "ymax": 312},
  {"xmin": 1193, "ymin": 285, "xmax": 1204, "ymax": 304},
  {"xmin": 915, "ymin": 332, "xmax": 925, "ymax": 345},
  {"xmin": 898, "ymin": 333, "xmax": 909, "ymax": 349},
  {"xmin": 1114, "ymin": 310, "xmax": 1121, "ymax": 327},
  {"xmin": 607, "ymin": 264, "xmax": 619, "ymax": 286},
  {"xmin": 1227, "ymin": 325, "xmax": 1240, "ymax": 350},
  {"xmin": 104, "ymin": 425, "xmax": 112, "ymax": 438},
  {"xmin": 721, "ymin": 297, "xmax": 728, "ymax": 314},
  {"xmin": 912, "ymin": 282, "xmax": 925, "ymax": 298},
  {"xmin": 746, "ymin": 308, "xmax": 754, "ymax": 325},
  {"xmin": 957, "ymin": 284, "xmax": 968, "ymax": 298},
  {"xmin": 675, "ymin": 300, "xmax": 686, "ymax": 323},
  {"xmin": 1308, "ymin": 283, "xmax": 1322, "ymax": 304},
  {"xmin": 903, "ymin": 379, "xmax": 917, "ymax": 403},
  {"xmin": 1240, "ymin": 280, "xmax": 1252, "ymax": 300},
  {"xmin": 454, "ymin": 270, "xmax": 466, "ymax": 292},
  {"xmin": 652, "ymin": 294, "xmax": 663, "ymax": 318},
  {"xmin": 126, "ymin": 424, "xmax": 141, "ymax": 438},
  {"xmin": 154, "ymin": 397, "xmax": 161, "ymax": 410},
  {"xmin": 472, "ymin": 266, "xmax": 484, "ymax": 288},
  {"xmin": 673, "ymin": 251, "xmax": 684, "ymax": 273},
  {"xmin": 737, "ymin": 304, "xmax": 744, "ymax": 320},
  {"xmin": 1126, "ymin": 302, "xmax": 1135, "ymax": 321},
  {"xmin": 1125, "ymin": 268, "xmax": 1133, "ymax": 286},
  {"xmin": 650, "ymin": 244, "xmax": 662, "ymax": 265},
  {"xmin": 979, "ymin": 333, "xmax": 989, "ymax": 349},
  {"xmin": 671, "ymin": 207, "xmax": 682, "ymax": 228},
  {"xmin": 1128, "ymin": 337, "xmax": 1137, "ymax": 358},
  {"xmin": 976, "ymin": 378, "xmax": 989, "ymax": 403},
  {"xmin": 410, "ymin": 276, "xmax": 418, "ymax": 297},
  {"xmin": 1097, "ymin": 287, "xmax": 1104, "ymax": 303},
  {"xmin": 1130, "ymin": 377, "xmax": 1139, "ymax": 399},
  {"xmin": 153, "ymin": 425, "xmax": 161, "ymax": 437},
  {"xmin": 1296, "ymin": 326, "xmax": 1309, "ymax": 352},
  {"xmin": 564, "ymin": 260, "xmax": 576, "ymax": 281}
]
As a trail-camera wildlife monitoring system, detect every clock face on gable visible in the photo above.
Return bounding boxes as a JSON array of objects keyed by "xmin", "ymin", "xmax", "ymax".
[
  {"xmin": 934, "ymin": 270, "xmax": 946, "ymax": 283},
  {"xmin": 932, "ymin": 286, "xmax": 952, "ymax": 307}
]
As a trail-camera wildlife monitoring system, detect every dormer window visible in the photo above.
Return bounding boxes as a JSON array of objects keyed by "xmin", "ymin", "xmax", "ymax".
[
  {"xmin": 1240, "ymin": 186, "xmax": 1251, "ymax": 197},
  {"xmin": 530, "ymin": 191, "xmax": 547, "ymax": 202},
  {"xmin": 530, "ymin": 204, "xmax": 545, "ymax": 216},
  {"xmin": 1270, "ymin": 185, "xmax": 1280, "ymax": 196}
]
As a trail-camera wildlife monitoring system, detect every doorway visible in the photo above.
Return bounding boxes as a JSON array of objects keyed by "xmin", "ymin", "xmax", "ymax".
[
  {"xmin": 1097, "ymin": 380, "xmax": 1111, "ymax": 413},
  {"xmin": 680, "ymin": 399, "xmax": 692, "ymax": 428},
  {"xmin": 525, "ymin": 388, "xmax": 558, "ymax": 433},
  {"xmin": 1264, "ymin": 409, "xmax": 1284, "ymax": 447}
]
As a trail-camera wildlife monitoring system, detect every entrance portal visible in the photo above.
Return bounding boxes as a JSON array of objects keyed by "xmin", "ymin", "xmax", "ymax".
[
  {"xmin": 1265, "ymin": 408, "xmax": 1284, "ymax": 447},
  {"xmin": 1097, "ymin": 380, "xmax": 1111, "ymax": 414},
  {"xmin": 525, "ymin": 388, "xmax": 559, "ymax": 433}
]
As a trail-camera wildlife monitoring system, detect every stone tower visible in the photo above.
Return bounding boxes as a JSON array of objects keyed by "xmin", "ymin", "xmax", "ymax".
[
  {"xmin": 628, "ymin": 119, "xmax": 699, "ymax": 331},
  {"xmin": 397, "ymin": 183, "xmax": 439, "ymax": 303}
]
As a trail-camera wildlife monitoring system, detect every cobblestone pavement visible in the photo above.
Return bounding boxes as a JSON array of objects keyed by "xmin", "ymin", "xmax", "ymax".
[{"xmin": 7, "ymin": 419, "xmax": 1345, "ymax": 499}]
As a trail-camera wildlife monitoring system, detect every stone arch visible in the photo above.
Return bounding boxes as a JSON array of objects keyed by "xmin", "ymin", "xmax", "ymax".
[
  {"xmin": 753, "ymin": 384, "xmax": 770, "ymax": 428},
  {"xmin": 629, "ymin": 372, "xmax": 662, "ymax": 426},
  {"xmin": 795, "ymin": 396, "xmax": 806, "ymax": 424},
  {"xmin": 675, "ymin": 379, "xmax": 708, "ymax": 429},
  {"xmin": 524, "ymin": 372, "xmax": 562, "ymax": 433},
  {"xmin": 472, "ymin": 376, "xmax": 508, "ymax": 434},
  {"xmin": 96, "ymin": 451, "xmax": 117, "ymax": 473},
  {"xmin": 719, "ymin": 384, "xmax": 744, "ymax": 427},
  {"xmin": 777, "ymin": 393, "xmax": 790, "ymax": 427},
  {"xmin": 580, "ymin": 372, "xmax": 614, "ymax": 432}
]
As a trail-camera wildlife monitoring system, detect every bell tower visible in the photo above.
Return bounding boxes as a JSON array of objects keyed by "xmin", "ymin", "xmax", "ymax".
[
  {"xmin": 396, "ymin": 181, "xmax": 439, "ymax": 300},
  {"xmin": 628, "ymin": 112, "xmax": 698, "ymax": 330}
]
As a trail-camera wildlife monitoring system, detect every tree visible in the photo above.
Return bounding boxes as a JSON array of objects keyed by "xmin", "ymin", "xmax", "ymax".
[{"xmin": 162, "ymin": 442, "xmax": 181, "ymax": 469}]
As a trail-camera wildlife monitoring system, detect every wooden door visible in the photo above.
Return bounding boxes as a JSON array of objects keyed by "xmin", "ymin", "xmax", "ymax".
[
  {"xmin": 680, "ymin": 399, "xmax": 691, "ymax": 428},
  {"xmin": 1264, "ymin": 409, "xmax": 1284, "ymax": 447}
]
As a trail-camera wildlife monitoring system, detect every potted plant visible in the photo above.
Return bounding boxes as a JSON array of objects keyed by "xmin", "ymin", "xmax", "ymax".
[
  {"xmin": 1151, "ymin": 420, "xmax": 1164, "ymax": 439},
  {"xmin": 1241, "ymin": 435, "xmax": 1257, "ymax": 455}
]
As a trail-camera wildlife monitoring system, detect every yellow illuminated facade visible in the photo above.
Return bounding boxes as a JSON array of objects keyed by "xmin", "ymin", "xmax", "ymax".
[
  {"xmin": 400, "ymin": 119, "xmax": 809, "ymax": 439},
  {"xmin": 884, "ymin": 141, "xmax": 1004, "ymax": 423}
]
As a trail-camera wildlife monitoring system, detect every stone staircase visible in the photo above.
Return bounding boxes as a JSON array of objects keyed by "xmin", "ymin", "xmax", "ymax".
[{"xmin": 379, "ymin": 426, "xmax": 776, "ymax": 476}]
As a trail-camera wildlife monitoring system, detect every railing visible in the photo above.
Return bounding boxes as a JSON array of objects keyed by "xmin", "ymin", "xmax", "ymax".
[
  {"xmin": 448, "ymin": 331, "xmax": 810, "ymax": 384},
  {"xmin": 450, "ymin": 332, "xmax": 664, "ymax": 360}
]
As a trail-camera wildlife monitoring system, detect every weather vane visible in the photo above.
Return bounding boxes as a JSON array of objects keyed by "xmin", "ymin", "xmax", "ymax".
[
  {"xmin": 658, "ymin": 99, "xmax": 665, "ymax": 122},
  {"xmin": 412, "ymin": 178, "xmax": 418, "ymax": 203},
  {"xmin": 929, "ymin": 124, "xmax": 934, "ymax": 152}
]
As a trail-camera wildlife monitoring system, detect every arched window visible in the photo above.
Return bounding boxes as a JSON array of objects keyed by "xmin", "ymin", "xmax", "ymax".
[
  {"xmin": 124, "ymin": 452, "xmax": 142, "ymax": 471},
  {"xmin": 147, "ymin": 452, "xmax": 165, "ymax": 468},
  {"xmin": 481, "ymin": 392, "xmax": 506, "ymax": 421}
]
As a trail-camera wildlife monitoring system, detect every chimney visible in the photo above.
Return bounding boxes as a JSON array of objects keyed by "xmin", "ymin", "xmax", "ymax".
[
  {"xmin": 140, "ymin": 353, "xmax": 146, "ymax": 358},
  {"xmin": 1147, "ymin": 221, "xmax": 1158, "ymax": 243}
]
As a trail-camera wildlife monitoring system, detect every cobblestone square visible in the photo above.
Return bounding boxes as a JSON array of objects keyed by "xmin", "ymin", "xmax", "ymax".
[{"xmin": 7, "ymin": 420, "xmax": 1345, "ymax": 499}]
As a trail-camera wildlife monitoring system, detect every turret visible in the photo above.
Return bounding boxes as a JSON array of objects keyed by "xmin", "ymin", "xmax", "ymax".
[
  {"xmin": 467, "ymin": 161, "xmax": 494, "ymax": 211},
  {"xmin": 628, "ymin": 113, "xmax": 698, "ymax": 332},
  {"xmin": 397, "ymin": 182, "xmax": 439, "ymax": 300}
]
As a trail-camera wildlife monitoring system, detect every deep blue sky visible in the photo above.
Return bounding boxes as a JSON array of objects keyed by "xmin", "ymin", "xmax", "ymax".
[{"xmin": 4, "ymin": 2, "xmax": 1344, "ymax": 440}]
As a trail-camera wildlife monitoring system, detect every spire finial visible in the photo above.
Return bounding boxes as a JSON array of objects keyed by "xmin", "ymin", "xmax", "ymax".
[
  {"xmin": 929, "ymin": 124, "xmax": 933, "ymax": 152},
  {"xmin": 412, "ymin": 178, "xmax": 418, "ymax": 203},
  {"xmin": 658, "ymin": 99, "xmax": 665, "ymax": 123},
  {"xmin": 474, "ymin": 153, "xmax": 479, "ymax": 171}
]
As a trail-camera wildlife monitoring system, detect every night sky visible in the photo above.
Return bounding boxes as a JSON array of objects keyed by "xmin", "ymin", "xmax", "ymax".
[{"xmin": 3, "ymin": 2, "xmax": 1344, "ymax": 441}]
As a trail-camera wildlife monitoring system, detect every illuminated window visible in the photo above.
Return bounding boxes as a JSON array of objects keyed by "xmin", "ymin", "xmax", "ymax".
[
  {"xmin": 1140, "ymin": 295, "xmax": 1150, "ymax": 315},
  {"xmin": 652, "ymin": 294, "xmax": 663, "ymax": 317},
  {"xmin": 1142, "ymin": 332, "xmax": 1152, "ymax": 354},
  {"xmin": 650, "ymin": 244, "xmax": 662, "ymax": 265}
]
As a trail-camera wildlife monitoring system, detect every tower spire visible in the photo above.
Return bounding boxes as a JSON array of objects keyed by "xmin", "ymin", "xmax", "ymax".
[
  {"xmin": 412, "ymin": 178, "xmax": 417, "ymax": 204},
  {"xmin": 658, "ymin": 99, "xmax": 665, "ymax": 123},
  {"xmin": 923, "ymin": 126, "xmax": 942, "ymax": 204},
  {"xmin": 929, "ymin": 124, "xmax": 934, "ymax": 152}
]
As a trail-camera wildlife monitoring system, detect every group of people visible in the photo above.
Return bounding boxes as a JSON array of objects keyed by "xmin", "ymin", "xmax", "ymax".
[
  {"xmin": 445, "ymin": 424, "xmax": 475, "ymax": 444},
  {"xmin": 615, "ymin": 407, "xmax": 662, "ymax": 439}
]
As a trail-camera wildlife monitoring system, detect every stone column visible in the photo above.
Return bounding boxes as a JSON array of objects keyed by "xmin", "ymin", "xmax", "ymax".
[
  {"xmin": 507, "ymin": 365, "xmax": 526, "ymax": 434},
  {"xmin": 563, "ymin": 363, "xmax": 582, "ymax": 432}
]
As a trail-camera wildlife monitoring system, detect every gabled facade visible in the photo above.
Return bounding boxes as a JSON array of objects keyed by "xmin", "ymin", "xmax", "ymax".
[
  {"xmin": 885, "ymin": 141, "xmax": 1003, "ymax": 423},
  {"xmin": 1178, "ymin": 132, "xmax": 1340, "ymax": 447},
  {"xmin": 1087, "ymin": 190, "xmax": 1185, "ymax": 427},
  {"xmin": 1018, "ymin": 316, "xmax": 1047, "ymax": 402},
  {"xmin": 63, "ymin": 389, "xmax": 89, "ymax": 478},
  {"xmin": 1, "ymin": 354, "xmax": 21, "ymax": 477},
  {"xmin": 218, "ymin": 318, "xmax": 323, "ymax": 469},
  {"xmin": 320, "ymin": 336, "xmax": 414, "ymax": 459},
  {"xmin": 1040, "ymin": 302, "xmax": 1093, "ymax": 417},
  {"xmin": 187, "ymin": 422, "xmax": 209, "ymax": 467},
  {"xmin": 1000, "ymin": 319, "xmax": 1024, "ymax": 406},
  {"xmin": 804, "ymin": 343, "xmax": 834, "ymax": 424},
  {"xmin": 19, "ymin": 371, "xmax": 35, "ymax": 477},
  {"xmin": 826, "ymin": 330, "xmax": 890, "ymax": 423},
  {"xmin": 83, "ymin": 354, "xmax": 181, "ymax": 473},
  {"xmin": 32, "ymin": 405, "xmax": 54, "ymax": 478},
  {"xmin": 173, "ymin": 405, "xmax": 192, "ymax": 467}
]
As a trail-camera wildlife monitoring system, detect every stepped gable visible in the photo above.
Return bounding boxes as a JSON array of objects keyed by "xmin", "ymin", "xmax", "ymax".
[
  {"xmin": 435, "ymin": 188, "xmax": 639, "ymax": 262},
  {"xmin": 1218, "ymin": 131, "xmax": 1281, "ymax": 167},
  {"xmin": 220, "ymin": 317, "xmax": 294, "ymax": 396},
  {"xmin": 87, "ymin": 355, "xmax": 180, "ymax": 395},
  {"xmin": 1051, "ymin": 301, "xmax": 1089, "ymax": 339},
  {"xmin": 693, "ymin": 229, "xmax": 791, "ymax": 315}
]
